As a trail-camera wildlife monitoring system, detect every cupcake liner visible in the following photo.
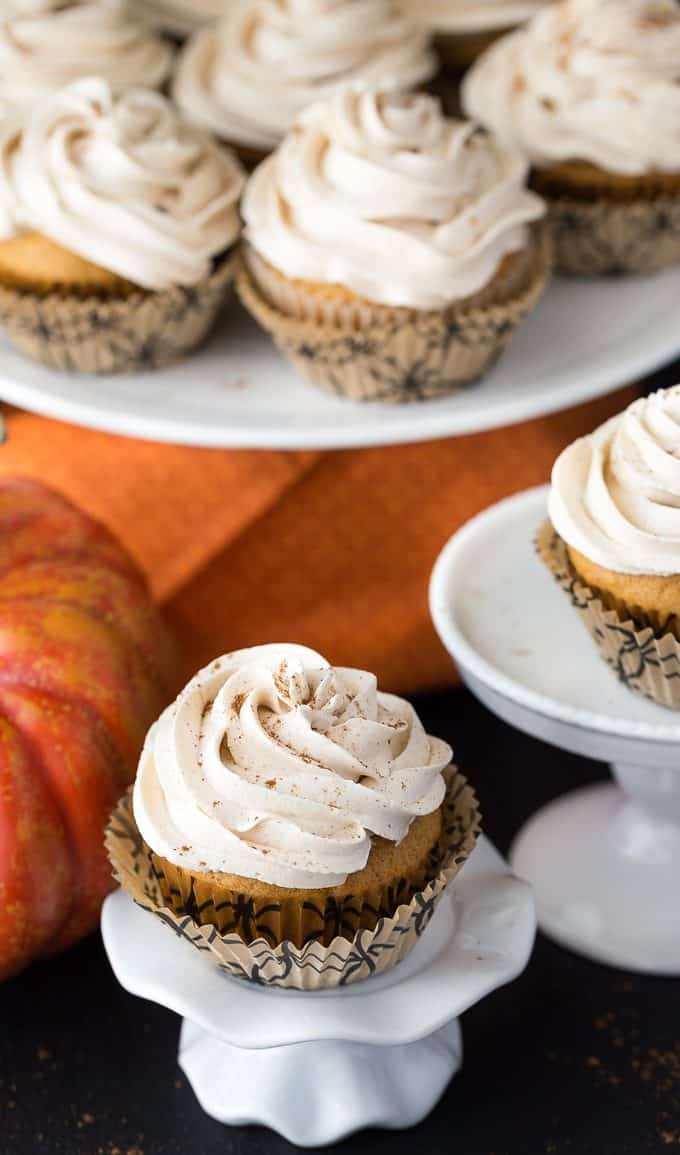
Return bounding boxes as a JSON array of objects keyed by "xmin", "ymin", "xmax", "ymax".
[
  {"xmin": 236, "ymin": 229, "xmax": 552, "ymax": 403},
  {"xmin": 0, "ymin": 251, "xmax": 235, "ymax": 375},
  {"xmin": 541, "ymin": 195, "xmax": 680, "ymax": 276},
  {"xmin": 105, "ymin": 769, "xmax": 481, "ymax": 989},
  {"xmin": 536, "ymin": 521, "xmax": 680, "ymax": 710}
]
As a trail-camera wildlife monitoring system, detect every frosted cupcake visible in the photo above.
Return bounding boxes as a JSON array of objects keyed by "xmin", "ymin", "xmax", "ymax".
[
  {"xmin": 109, "ymin": 644, "xmax": 480, "ymax": 987},
  {"xmin": 136, "ymin": 0, "xmax": 226, "ymax": 38},
  {"xmin": 0, "ymin": 0, "xmax": 173, "ymax": 110},
  {"xmin": 398, "ymin": 0, "xmax": 548, "ymax": 73},
  {"xmin": 173, "ymin": 0, "xmax": 437, "ymax": 167},
  {"xmin": 463, "ymin": 0, "xmax": 680, "ymax": 275},
  {"xmin": 238, "ymin": 87, "xmax": 550, "ymax": 403},
  {"xmin": 538, "ymin": 387, "xmax": 680, "ymax": 708},
  {"xmin": 0, "ymin": 78, "xmax": 244, "ymax": 373}
]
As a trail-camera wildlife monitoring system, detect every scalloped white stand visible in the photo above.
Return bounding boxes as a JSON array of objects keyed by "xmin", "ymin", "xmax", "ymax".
[
  {"xmin": 101, "ymin": 836, "xmax": 534, "ymax": 1147},
  {"xmin": 431, "ymin": 485, "xmax": 680, "ymax": 976}
]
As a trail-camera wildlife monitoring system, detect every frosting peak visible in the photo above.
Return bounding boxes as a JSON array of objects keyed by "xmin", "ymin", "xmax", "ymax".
[
  {"xmin": 462, "ymin": 0, "xmax": 680, "ymax": 176},
  {"xmin": 1, "ymin": 79, "xmax": 244, "ymax": 289},
  {"xmin": 173, "ymin": 0, "xmax": 436, "ymax": 152},
  {"xmin": 243, "ymin": 87, "xmax": 545, "ymax": 309},
  {"xmin": 0, "ymin": 0, "xmax": 174, "ymax": 111},
  {"xmin": 549, "ymin": 386, "xmax": 680, "ymax": 577},
  {"xmin": 133, "ymin": 645, "xmax": 450, "ymax": 889}
]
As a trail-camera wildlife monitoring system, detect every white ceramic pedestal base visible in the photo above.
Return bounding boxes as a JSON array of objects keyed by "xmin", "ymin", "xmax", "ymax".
[
  {"xmin": 430, "ymin": 485, "xmax": 680, "ymax": 976},
  {"xmin": 101, "ymin": 836, "xmax": 534, "ymax": 1147}
]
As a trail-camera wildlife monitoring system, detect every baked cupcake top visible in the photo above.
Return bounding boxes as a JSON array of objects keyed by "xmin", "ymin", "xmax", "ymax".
[
  {"xmin": 133, "ymin": 645, "xmax": 451, "ymax": 889},
  {"xmin": 137, "ymin": 0, "xmax": 226, "ymax": 37},
  {"xmin": 0, "ymin": 0, "xmax": 174, "ymax": 111},
  {"xmin": 462, "ymin": 0, "xmax": 680, "ymax": 176},
  {"xmin": 397, "ymin": 0, "xmax": 546, "ymax": 36},
  {"xmin": 0, "ymin": 79, "xmax": 244, "ymax": 290},
  {"xmin": 243, "ymin": 87, "xmax": 545, "ymax": 310},
  {"xmin": 549, "ymin": 387, "xmax": 680, "ymax": 577},
  {"xmin": 172, "ymin": 0, "xmax": 436, "ymax": 153}
]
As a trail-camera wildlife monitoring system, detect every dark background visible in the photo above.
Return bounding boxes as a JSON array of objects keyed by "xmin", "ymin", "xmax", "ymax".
[{"xmin": 2, "ymin": 687, "xmax": 679, "ymax": 1155}]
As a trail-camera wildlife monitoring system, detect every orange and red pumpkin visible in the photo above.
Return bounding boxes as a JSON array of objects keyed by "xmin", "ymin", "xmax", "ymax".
[{"xmin": 0, "ymin": 478, "xmax": 177, "ymax": 980}]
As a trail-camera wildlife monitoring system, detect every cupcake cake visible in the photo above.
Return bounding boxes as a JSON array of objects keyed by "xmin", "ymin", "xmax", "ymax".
[
  {"xmin": 108, "ymin": 644, "xmax": 480, "ymax": 988},
  {"xmin": 0, "ymin": 78, "xmax": 244, "ymax": 373},
  {"xmin": 0, "ymin": 0, "xmax": 173, "ymax": 110},
  {"xmin": 398, "ymin": 0, "xmax": 548, "ymax": 73},
  {"xmin": 538, "ymin": 386, "xmax": 680, "ymax": 708},
  {"xmin": 237, "ymin": 87, "xmax": 550, "ymax": 403},
  {"xmin": 137, "ymin": 0, "xmax": 226, "ymax": 38},
  {"xmin": 462, "ymin": 0, "xmax": 680, "ymax": 275},
  {"xmin": 172, "ymin": 0, "xmax": 437, "ymax": 167}
]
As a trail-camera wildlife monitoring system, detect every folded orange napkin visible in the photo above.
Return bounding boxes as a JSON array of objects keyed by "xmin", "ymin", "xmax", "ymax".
[{"xmin": 0, "ymin": 386, "xmax": 635, "ymax": 693}]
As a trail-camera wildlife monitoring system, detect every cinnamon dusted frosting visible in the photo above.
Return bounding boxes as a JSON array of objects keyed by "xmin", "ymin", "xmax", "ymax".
[
  {"xmin": 398, "ymin": 0, "xmax": 546, "ymax": 35},
  {"xmin": 0, "ymin": 79, "xmax": 244, "ymax": 290},
  {"xmin": 173, "ymin": 0, "xmax": 436, "ymax": 153},
  {"xmin": 549, "ymin": 387, "xmax": 680, "ymax": 577},
  {"xmin": 462, "ymin": 0, "xmax": 680, "ymax": 177},
  {"xmin": 242, "ymin": 87, "xmax": 545, "ymax": 310},
  {"xmin": 0, "ymin": 0, "xmax": 173, "ymax": 110},
  {"xmin": 133, "ymin": 645, "xmax": 450, "ymax": 889},
  {"xmin": 137, "ymin": 0, "xmax": 226, "ymax": 37}
]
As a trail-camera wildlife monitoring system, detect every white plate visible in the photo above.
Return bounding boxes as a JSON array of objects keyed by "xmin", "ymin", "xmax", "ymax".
[{"xmin": 1, "ymin": 270, "xmax": 679, "ymax": 448}]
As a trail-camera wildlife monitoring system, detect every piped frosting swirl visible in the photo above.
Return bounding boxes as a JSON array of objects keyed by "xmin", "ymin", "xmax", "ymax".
[
  {"xmin": 549, "ymin": 386, "xmax": 680, "ymax": 577},
  {"xmin": 173, "ymin": 0, "xmax": 436, "ymax": 153},
  {"xmin": 243, "ymin": 87, "xmax": 545, "ymax": 309},
  {"xmin": 0, "ymin": 0, "xmax": 173, "ymax": 110},
  {"xmin": 0, "ymin": 79, "xmax": 244, "ymax": 289},
  {"xmin": 137, "ymin": 0, "xmax": 227, "ymax": 36},
  {"xmin": 133, "ymin": 645, "xmax": 451, "ymax": 889},
  {"xmin": 462, "ymin": 0, "xmax": 680, "ymax": 176}
]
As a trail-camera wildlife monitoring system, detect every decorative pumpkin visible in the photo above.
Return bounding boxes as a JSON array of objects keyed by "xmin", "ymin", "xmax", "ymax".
[{"xmin": 0, "ymin": 477, "xmax": 178, "ymax": 980}]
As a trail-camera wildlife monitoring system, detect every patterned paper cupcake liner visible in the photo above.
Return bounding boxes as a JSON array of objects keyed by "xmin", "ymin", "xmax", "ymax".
[
  {"xmin": 542, "ymin": 196, "xmax": 680, "ymax": 276},
  {"xmin": 536, "ymin": 521, "xmax": 680, "ymax": 710},
  {"xmin": 236, "ymin": 229, "xmax": 551, "ymax": 403},
  {"xmin": 0, "ymin": 251, "xmax": 235, "ymax": 375},
  {"xmin": 105, "ymin": 769, "xmax": 481, "ymax": 990}
]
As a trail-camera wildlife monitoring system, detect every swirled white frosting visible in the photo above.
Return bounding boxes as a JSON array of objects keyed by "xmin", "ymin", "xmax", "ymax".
[
  {"xmin": 137, "ymin": 0, "xmax": 227, "ymax": 37},
  {"xmin": 549, "ymin": 387, "xmax": 680, "ymax": 577},
  {"xmin": 243, "ymin": 87, "xmax": 545, "ymax": 309},
  {"xmin": 173, "ymin": 0, "xmax": 436, "ymax": 153},
  {"xmin": 398, "ymin": 0, "xmax": 547, "ymax": 35},
  {"xmin": 133, "ymin": 645, "xmax": 450, "ymax": 889},
  {"xmin": 462, "ymin": 0, "xmax": 680, "ymax": 176},
  {"xmin": 0, "ymin": 79, "xmax": 244, "ymax": 289},
  {"xmin": 0, "ymin": 0, "xmax": 174, "ymax": 110}
]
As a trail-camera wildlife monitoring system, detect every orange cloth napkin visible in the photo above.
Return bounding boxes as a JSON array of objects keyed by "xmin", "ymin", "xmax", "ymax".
[{"xmin": 0, "ymin": 386, "xmax": 635, "ymax": 694}]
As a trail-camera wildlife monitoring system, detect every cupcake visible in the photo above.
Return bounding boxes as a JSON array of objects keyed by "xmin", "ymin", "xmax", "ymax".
[
  {"xmin": 0, "ymin": 78, "xmax": 244, "ymax": 373},
  {"xmin": 538, "ymin": 386, "xmax": 680, "ymax": 708},
  {"xmin": 398, "ymin": 0, "xmax": 548, "ymax": 74},
  {"xmin": 172, "ymin": 0, "xmax": 437, "ymax": 167},
  {"xmin": 108, "ymin": 644, "xmax": 480, "ymax": 988},
  {"xmin": 237, "ymin": 87, "xmax": 550, "ymax": 403},
  {"xmin": 462, "ymin": 0, "xmax": 680, "ymax": 275},
  {"xmin": 136, "ymin": 0, "xmax": 226, "ymax": 38},
  {"xmin": 0, "ymin": 0, "xmax": 174, "ymax": 110}
]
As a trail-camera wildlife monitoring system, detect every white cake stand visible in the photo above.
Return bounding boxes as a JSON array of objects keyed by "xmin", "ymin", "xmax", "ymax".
[
  {"xmin": 430, "ymin": 486, "xmax": 680, "ymax": 976},
  {"xmin": 101, "ymin": 836, "xmax": 534, "ymax": 1147}
]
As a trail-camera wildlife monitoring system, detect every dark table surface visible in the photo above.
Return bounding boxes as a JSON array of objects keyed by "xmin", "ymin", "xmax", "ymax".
[{"xmin": 2, "ymin": 687, "xmax": 679, "ymax": 1155}]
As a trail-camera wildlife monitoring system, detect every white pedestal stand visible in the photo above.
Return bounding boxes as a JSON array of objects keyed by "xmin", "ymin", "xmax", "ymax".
[
  {"xmin": 101, "ymin": 837, "xmax": 534, "ymax": 1147},
  {"xmin": 431, "ymin": 485, "xmax": 680, "ymax": 976}
]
